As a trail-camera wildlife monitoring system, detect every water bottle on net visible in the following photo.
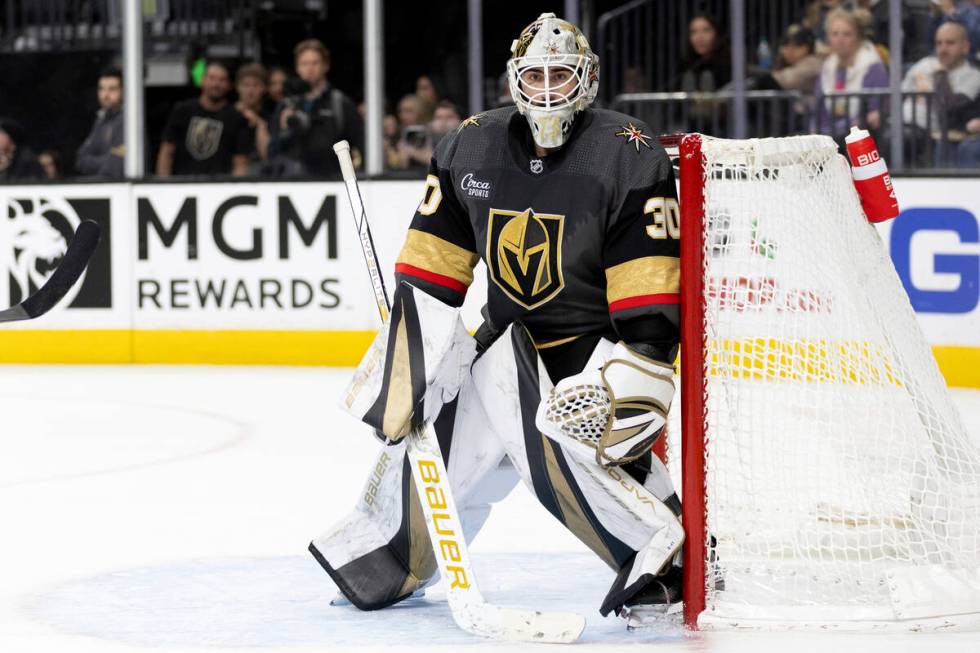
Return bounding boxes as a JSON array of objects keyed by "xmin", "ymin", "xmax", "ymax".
[{"xmin": 844, "ymin": 126, "xmax": 900, "ymax": 223}]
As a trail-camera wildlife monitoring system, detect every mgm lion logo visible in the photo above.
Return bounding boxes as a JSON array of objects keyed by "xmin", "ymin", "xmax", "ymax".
[
  {"xmin": 487, "ymin": 207, "xmax": 564, "ymax": 310},
  {"xmin": 1, "ymin": 196, "xmax": 84, "ymax": 307}
]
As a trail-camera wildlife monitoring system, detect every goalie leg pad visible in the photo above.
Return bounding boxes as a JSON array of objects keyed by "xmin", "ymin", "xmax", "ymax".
[
  {"xmin": 343, "ymin": 282, "xmax": 477, "ymax": 442},
  {"xmin": 312, "ymin": 381, "xmax": 518, "ymax": 609}
]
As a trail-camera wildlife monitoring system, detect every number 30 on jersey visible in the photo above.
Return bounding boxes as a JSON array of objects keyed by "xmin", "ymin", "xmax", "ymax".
[
  {"xmin": 644, "ymin": 197, "xmax": 680, "ymax": 240},
  {"xmin": 418, "ymin": 174, "xmax": 443, "ymax": 216}
]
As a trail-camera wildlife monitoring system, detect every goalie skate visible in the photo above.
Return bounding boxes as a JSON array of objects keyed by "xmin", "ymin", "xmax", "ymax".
[{"xmin": 624, "ymin": 566, "xmax": 683, "ymax": 631}]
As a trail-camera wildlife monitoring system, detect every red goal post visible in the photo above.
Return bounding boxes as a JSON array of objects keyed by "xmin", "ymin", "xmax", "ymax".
[
  {"xmin": 657, "ymin": 132, "xmax": 708, "ymax": 627},
  {"xmin": 676, "ymin": 134, "xmax": 709, "ymax": 629}
]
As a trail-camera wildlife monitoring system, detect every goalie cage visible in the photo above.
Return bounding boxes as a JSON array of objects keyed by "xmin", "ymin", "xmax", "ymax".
[{"xmin": 665, "ymin": 133, "xmax": 980, "ymax": 632}]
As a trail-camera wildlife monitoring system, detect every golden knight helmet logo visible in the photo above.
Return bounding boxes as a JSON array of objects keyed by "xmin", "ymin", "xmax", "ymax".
[{"xmin": 487, "ymin": 208, "xmax": 565, "ymax": 309}]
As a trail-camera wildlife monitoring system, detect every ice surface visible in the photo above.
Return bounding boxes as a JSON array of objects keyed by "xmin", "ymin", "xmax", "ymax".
[
  {"xmin": 21, "ymin": 553, "xmax": 686, "ymax": 648},
  {"xmin": 2, "ymin": 365, "xmax": 980, "ymax": 652}
]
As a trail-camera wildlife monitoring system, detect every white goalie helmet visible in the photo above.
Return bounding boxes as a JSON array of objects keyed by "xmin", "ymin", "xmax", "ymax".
[{"xmin": 507, "ymin": 13, "xmax": 599, "ymax": 150}]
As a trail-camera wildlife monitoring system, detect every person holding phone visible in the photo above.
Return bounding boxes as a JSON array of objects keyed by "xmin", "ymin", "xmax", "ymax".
[
  {"xmin": 267, "ymin": 39, "xmax": 364, "ymax": 178},
  {"xmin": 393, "ymin": 94, "xmax": 432, "ymax": 170}
]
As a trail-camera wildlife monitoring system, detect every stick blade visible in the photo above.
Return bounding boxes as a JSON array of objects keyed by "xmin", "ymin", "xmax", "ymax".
[
  {"xmin": 0, "ymin": 220, "xmax": 101, "ymax": 323},
  {"xmin": 453, "ymin": 601, "xmax": 586, "ymax": 644}
]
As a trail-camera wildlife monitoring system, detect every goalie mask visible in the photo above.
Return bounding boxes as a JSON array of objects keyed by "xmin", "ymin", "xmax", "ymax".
[{"xmin": 507, "ymin": 13, "xmax": 599, "ymax": 150}]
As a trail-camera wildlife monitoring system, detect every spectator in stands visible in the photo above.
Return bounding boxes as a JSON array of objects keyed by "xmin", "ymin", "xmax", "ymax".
[
  {"xmin": 156, "ymin": 61, "xmax": 250, "ymax": 177},
  {"xmin": 751, "ymin": 25, "xmax": 823, "ymax": 134},
  {"xmin": 955, "ymin": 98, "xmax": 980, "ymax": 165},
  {"xmin": 0, "ymin": 120, "xmax": 44, "ymax": 181},
  {"xmin": 268, "ymin": 39, "xmax": 363, "ymax": 178},
  {"xmin": 814, "ymin": 8, "xmax": 888, "ymax": 138},
  {"xmin": 855, "ymin": 8, "xmax": 894, "ymax": 69},
  {"xmin": 677, "ymin": 13, "xmax": 731, "ymax": 93},
  {"xmin": 930, "ymin": 1, "xmax": 980, "ymax": 61},
  {"xmin": 38, "ymin": 150, "xmax": 63, "ymax": 180},
  {"xmin": 397, "ymin": 94, "xmax": 424, "ymax": 129},
  {"xmin": 383, "ymin": 114, "xmax": 402, "ymax": 169},
  {"xmin": 415, "ymin": 74, "xmax": 440, "ymax": 122},
  {"xmin": 902, "ymin": 21, "xmax": 980, "ymax": 163},
  {"xmin": 903, "ymin": 22, "xmax": 980, "ymax": 127},
  {"xmin": 769, "ymin": 25, "xmax": 823, "ymax": 96},
  {"xmin": 267, "ymin": 66, "xmax": 288, "ymax": 105},
  {"xmin": 802, "ymin": 0, "xmax": 846, "ymax": 46},
  {"xmin": 76, "ymin": 67, "xmax": 124, "ymax": 179},
  {"xmin": 854, "ymin": 0, "xmax": 922, "ymax": 62},
  {"xmin": 429, "ymin": 100, "xmax": 462, "ymax": 148},
  {"xmin": 235, "ymin": 63, "xmax": 271, "ymax": 170},
  {"xmin": 391, "ymin": 94, "xmax": 432, "ymax": 170}
]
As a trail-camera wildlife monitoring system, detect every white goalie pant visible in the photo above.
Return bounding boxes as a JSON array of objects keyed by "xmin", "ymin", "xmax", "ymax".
[{"xmin": 310, "ymin": 324, "xmax": 683, "ymax": 614}]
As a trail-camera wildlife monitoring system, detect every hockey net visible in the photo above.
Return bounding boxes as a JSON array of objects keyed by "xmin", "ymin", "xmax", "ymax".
[{"xmin": 670, "ymin": 134, "xmax": 980, "ymax": 631}]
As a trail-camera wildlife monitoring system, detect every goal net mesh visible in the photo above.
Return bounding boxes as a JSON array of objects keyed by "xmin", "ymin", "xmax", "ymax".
[{"xmin": 668, "ymin": 134, "xmax": 980, "ymax": 628}]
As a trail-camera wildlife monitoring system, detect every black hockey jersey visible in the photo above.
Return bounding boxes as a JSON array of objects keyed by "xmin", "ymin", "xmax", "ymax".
[{"xmin": 394, "ymin": 106, "xmax": 679, "ymax": 367}]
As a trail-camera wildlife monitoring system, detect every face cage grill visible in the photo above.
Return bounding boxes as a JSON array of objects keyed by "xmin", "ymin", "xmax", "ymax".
[{"xmin": 508, "ymin": 55, "xmax": 592, "ymax": 113}]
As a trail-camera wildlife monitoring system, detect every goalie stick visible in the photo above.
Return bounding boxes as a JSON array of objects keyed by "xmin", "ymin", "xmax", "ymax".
[
  {"xmin": 332, "ymin": 141, "xmax": 586, "ymax": 644},
  {"xmin": 0, "ymin": 220, "xmax": 101, "ymax": 323}
]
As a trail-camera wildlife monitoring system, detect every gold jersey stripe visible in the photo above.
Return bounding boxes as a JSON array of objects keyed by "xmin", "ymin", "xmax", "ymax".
[
  {"xmin": 396, "ymin": 229, "xmax": 480, "ymax": 288},
  {"xmin": 605, "ymin": 256, "xmax": 680, "ymax": 305}
]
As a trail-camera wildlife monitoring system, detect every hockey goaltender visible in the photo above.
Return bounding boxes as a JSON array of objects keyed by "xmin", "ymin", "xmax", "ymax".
[{"xmin": 310, "ymin": 13, "xmax": 685, "ymax": 632}]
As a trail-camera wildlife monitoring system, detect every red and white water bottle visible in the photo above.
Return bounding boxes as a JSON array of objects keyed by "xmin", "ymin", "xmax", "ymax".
[{"xmin": 845, "ymin": 126, "xmax": 899, "ymax": 223}]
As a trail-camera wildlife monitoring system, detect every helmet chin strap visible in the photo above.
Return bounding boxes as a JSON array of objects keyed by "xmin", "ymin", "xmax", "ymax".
[{"xmin": 528, "ymin": 111, "xmax": 570, "ymax": 150}]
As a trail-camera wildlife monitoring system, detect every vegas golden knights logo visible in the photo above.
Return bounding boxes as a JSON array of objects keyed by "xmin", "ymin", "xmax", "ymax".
[
  {"xmin": 487, "ymin": 208, "xmax": 564, "ymax": 309},
  {"xmin": 186, "ymin": 116, "xmax": 223, "ymax": 161}
]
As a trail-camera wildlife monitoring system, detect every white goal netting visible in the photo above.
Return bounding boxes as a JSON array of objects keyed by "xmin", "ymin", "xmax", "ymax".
[{"xmin": 668, "ymin": 134, "xmax": 980, "ymax": 630}]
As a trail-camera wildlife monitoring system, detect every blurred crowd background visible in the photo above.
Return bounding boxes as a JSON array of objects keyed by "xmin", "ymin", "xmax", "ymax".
[{"xmin": 1, "ymin": 0, "xmax": 979, "ymax": 182}]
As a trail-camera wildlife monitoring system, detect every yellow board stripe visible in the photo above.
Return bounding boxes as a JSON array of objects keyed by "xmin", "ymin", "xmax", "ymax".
[
  {"xmin": 605, "ymin": 256, "xmax": 680, "ymax": 305},
  {"xmin": 0, "ymin": 332, "xmax": 977, "ymax": 390},
  {"xmin": 0, "ymin": 330, "xmax": 376, "ymax": 366},
  {"xmin": 932, "ymin": 346, "xmax": 980, "ymax": 389},
  {"xmin": 0, "ymin": 330, "xmax": 134, "ymax": 364}
]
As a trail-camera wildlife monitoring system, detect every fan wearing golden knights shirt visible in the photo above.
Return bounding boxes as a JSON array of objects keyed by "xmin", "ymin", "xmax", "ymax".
[{"xmin": 310, "ymin": 13, "xmax": 682, "ymax": 631}]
